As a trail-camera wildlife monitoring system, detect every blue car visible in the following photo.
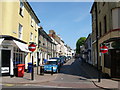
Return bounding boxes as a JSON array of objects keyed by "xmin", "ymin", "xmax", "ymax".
[
  {"xmin": 49, "ymin": 57, "xmax": 61, "ymax": 67},
  {"xmin": 44, "ymin": 59, "xmax": 59, "ymax": 73}
]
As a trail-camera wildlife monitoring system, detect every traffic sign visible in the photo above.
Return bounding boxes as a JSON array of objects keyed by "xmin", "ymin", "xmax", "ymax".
[
  {"xmin": 100, "ymin": 45, "xmax": 108, "ymax": 53},
  {"xmin": 28, "ymin": 43, "xmax": 36, "ymax": 52}
]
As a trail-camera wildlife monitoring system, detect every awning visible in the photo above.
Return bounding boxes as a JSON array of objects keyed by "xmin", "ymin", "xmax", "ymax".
[
  {"xmin": 0, "ymin": 38, "xmax": 4, "ymax": 45},
  {"xmin": 13, "ymin": 40, "xmax": 30, "ymax": 52}
]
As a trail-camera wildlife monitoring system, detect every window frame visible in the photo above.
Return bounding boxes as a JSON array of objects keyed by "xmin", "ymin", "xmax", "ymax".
[
  {"xmin": 19, "ymin": 0, "xmax": 24, "ymax": 17},
  {"xmin": 18, "ymin": 23, "xmax": 23, "ymax": 40},
  {"xmin": 104, "ymin": 15, "xmax": 107, "ymax": 34},
  {"xmin": 30, "ymin": 32, "xmax": 33, "ymax": 40}
]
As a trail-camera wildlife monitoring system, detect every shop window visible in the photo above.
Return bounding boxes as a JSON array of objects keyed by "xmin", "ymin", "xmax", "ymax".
[
  {"xmin": 13, "ymin": 47, "xmax": 25, "ymax": 68},
  {"xmin": 104, "ymin": 52, "xmax": 111, "ymax": 68}
]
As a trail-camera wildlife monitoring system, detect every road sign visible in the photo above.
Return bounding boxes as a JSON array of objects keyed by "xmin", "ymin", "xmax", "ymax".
[
  {"xmin": 100, "ymin": 45, "xmax": 108, "ymax": 53},
  {"xmin": 28, "ymin": 43, "xmax": 36, "ymax": 52}
]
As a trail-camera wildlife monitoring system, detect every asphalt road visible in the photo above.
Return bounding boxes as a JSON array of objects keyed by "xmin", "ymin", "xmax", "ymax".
[{"xmin": 2, "ymin": 58, "xmax": 103, "ymax": 90}]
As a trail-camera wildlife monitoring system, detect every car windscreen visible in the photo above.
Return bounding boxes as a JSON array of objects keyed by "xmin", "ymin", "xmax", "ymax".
[{"xmin": 46, "ymin": 61, "xmax": 57, "ymax": 65}]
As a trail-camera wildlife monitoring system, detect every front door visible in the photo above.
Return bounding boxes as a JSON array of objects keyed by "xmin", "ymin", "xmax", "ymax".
[{"xmin": 1, "ymin": 50, "xmax": 11, "ymax": 75}]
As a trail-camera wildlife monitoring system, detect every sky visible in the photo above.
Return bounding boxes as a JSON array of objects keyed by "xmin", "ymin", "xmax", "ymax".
[{"xmin": 29, "ymin": 2, "xmax": 93, "ymax": 49}]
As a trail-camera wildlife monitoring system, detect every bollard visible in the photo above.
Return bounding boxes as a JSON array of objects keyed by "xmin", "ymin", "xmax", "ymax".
[{"xmin": 51, "ymin": 67, "xmax": 53, "ymax": 75}]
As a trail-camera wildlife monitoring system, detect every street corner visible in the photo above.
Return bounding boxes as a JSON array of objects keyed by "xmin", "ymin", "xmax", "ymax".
[{"xmin": 118, "ymin": 81, "xmax": 120, "ymax": 89}]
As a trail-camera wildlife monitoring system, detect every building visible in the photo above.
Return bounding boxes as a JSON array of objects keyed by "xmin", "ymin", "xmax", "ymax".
[
  {"xmin": 84, "ymin": 33, "xmax": 92, "ymax": 64},
  {"xmin": 48, "ymin": 30, "xmax": 61, "ymax": 57},
  {"xmin": 91, "ymin": 2, "xmax": 120, "ymax": 78},
  {"xmin": 50, "ymin": 37, "xmax": 57, "ymax": 57},
  {"xmin": 0, "ymin": 0, "xmax": 40, "ymax": 76},
  {"xmin": 38, "ymin": 27, "xmax": 56, "ymax": 65}
]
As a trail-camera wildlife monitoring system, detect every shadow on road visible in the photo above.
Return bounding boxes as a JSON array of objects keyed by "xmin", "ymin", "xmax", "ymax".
[{"xmin": 59, "ymin": 58, "xmax": 104, "ymax": 80}]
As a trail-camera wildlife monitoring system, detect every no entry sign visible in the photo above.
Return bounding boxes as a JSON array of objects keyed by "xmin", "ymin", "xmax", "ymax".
[
  {"xmin": 28, "ymin": 43, "xmax": 36, "ymax": 52},
  {"xmin": 100, "ymin": 45, "xmax": 108, "ymax": 53}
]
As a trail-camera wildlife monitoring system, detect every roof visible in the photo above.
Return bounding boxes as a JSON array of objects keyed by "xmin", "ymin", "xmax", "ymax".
[
  {"xmin": 90, "ymin": 2, "xmax": 95, "ymax": 13},
  {"xmin": 25, "ymin": 1, "xmax": 40, "ymax": 23},
  {"xmin": 38, "ymin": 29, "xmax": 53, "ymax": 42}
]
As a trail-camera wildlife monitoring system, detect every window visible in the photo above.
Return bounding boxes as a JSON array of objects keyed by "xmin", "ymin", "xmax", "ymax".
[
  {"xmin": 19, "ymin": 0, "xmax": 24, "ymax": 17},
  {"xmin": 35, "ymin": 24, "xmax": 38, "ymax": 31},
  {"xmin": 13, "ymin": 47, "xmax": 25, "ymax": 68},
  {"xmin": 99, "ymin": 22, "xmax": 102, "ymax": 37},
  {"xmin": 30, "ymin": 32, "xmax": 33, "ymax": 40},
  {"xmin": 31, "ymin": 16, "xmax": 34, "ymax": 27},
  {"xmin": 103, "ymin": 2, "xmax": 105, "ymax": 6},
  {"xmin": 18, "ymin": 24, "xmax": 23, "ymax": 40},
  {"xmin": 35, "ymin": 36, "xmax": 37, "ymax": 42},
  {"xmin": 104, "ymin": 15, "xmax": 107, "ymax": 34}
]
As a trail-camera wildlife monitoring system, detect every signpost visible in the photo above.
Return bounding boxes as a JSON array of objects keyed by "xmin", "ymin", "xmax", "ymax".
[
  {"xmin": 100, "ymin": 45, "xmax": 108, "ymax": 54},
  {"xmin": 28, "ymin": 43, "xmax": 36, "ymax": 80},
  {"xmin": 99, "ymin": 45, "xmax": 108, "ymax": 82}
]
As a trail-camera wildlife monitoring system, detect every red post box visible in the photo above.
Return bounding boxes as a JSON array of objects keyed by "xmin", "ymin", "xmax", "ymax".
[{"xmin": 17, "ymin": 64, "xmax": 25, "ymax": 77}]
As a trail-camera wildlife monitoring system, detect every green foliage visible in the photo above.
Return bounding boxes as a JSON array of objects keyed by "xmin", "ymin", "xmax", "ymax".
[{"xmin": 76, "ymin": 37, "xmax": 86, "ymax": 54}]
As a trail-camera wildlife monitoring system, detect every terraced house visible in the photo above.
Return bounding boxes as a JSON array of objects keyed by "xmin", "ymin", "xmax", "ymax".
[
  {"xmin": 38, "ymin": 27, "xmax": 57, "ymax": 65},
  {"xmin": 0, "ymin": 0, "xmax": 40, "ymax": 76},
  {"xmin": 91, "ymin": 2, "xmax": 120, "ymax": 78}
]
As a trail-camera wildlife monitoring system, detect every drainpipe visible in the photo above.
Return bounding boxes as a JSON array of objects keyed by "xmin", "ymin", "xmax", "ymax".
[{"xmin": 95, "ymin": 2, "xmax": 101, "ymax": 82}]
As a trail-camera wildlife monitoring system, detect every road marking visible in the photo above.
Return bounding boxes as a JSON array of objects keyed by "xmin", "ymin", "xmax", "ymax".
[{"xmin": 4, "ymin": 84, "xmax": 14, "ymax": 87}]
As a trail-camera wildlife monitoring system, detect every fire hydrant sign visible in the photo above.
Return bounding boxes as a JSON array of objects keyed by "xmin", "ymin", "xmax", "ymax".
[
  {"xmin": 100, "ymin": 45, "xmax": 108, "ymax": 53},
  {"xmin": 28, "ymin": 43, "xmax": 36, "ymax": 52}
]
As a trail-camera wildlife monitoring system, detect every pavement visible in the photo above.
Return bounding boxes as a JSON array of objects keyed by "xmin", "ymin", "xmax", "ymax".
[
  {"xmin": 0, "ymin": 58, "xmax": 120, "ymax": 89},
  {"xmin": 1, "ymin": 67, "xmax": 58, "ymax": 84},
  {"xmin": 79, "ymin": 59, "xmax": 120, "ymax": 89}
]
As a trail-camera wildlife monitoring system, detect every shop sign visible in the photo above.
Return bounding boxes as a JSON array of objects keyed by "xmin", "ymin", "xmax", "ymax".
[{"xmin": 1, "ymin": 67, "xmax": 9, "ymax": 73}]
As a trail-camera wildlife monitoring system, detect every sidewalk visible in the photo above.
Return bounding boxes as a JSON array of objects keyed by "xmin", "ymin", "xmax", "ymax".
[
  {"xmin": 1, "ymin": 67, "xmax": 58, "ymax": 84},
  {"xmin": 80, "ymin": 59, "xmax": 120, "ymax": 89}
]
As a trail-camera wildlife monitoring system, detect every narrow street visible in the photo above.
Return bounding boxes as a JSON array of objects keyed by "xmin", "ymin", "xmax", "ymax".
[{"xmin": 2, "ymin": 58, "xmax": 102, "ymax": 89}]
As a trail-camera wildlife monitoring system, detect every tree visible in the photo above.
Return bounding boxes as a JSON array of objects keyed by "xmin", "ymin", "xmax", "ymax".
[{"xmin": 76, "ymin": 37, "xmax": 86, "ymax": 54}]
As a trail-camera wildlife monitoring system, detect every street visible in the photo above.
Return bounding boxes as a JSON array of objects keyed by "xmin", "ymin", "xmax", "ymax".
[{"xmin": 2, "ymin": 58, "xmax": 103, "ymax": 89}]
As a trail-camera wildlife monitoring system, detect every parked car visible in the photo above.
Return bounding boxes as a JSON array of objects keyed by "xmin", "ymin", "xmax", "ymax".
[
  {"xmin": 67, "ymin": 56, "xmax": 71, "ymax": 60},
  {"xmin": 59, "ymin": 56, "xmax": 66, "ymax": 64},
  {"xmin": 59, "ymin": 56, "xmax": 67, "ymax": 63},
  {"xmin": 49, "ymin": 57, "xmax": 61, "ymax": 67},
  {"xmin": 44, "ymin": 59, "xmax": 59, "ymax": 73}
]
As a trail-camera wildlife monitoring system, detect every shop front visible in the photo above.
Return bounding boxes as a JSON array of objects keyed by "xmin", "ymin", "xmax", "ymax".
[
  {"xmin": 102, "ymin": 39, "xmax": 120, "ymax": 78},
  {"xmin": 0, "ymin": 37, "xmax": 30, "ymax": 76}
]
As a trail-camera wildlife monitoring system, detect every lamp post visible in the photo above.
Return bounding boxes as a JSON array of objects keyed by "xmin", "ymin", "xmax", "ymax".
[{"xmin": 28, "ymin": 43, "xmax": 36, "ymax": 80}]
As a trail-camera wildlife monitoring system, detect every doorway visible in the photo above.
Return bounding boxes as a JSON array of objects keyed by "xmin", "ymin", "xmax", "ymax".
[
  {"xmin": 1, "ymin": 50, "xmax": 11, "ymax": 75},
  {"xmin": 111, "ymin": 49, "xmax": 120, "ymax": 78}
]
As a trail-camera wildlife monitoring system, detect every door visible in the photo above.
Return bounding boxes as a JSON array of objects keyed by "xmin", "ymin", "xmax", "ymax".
[
  {"xmin": 111, "ymin": 49, "xmax": 120, "ymax": 78},
  {"xmin": 1, "ymin": 50, "xmax": 11, "ymax": 74}
]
